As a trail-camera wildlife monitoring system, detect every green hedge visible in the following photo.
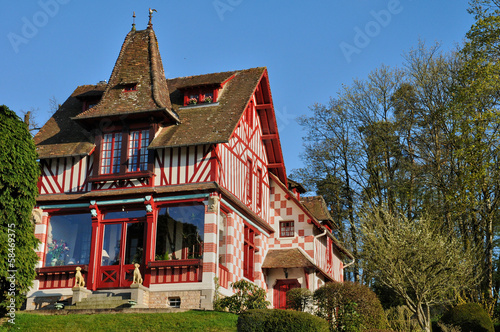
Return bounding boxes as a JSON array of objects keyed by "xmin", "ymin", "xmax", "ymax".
[
  {"xmin": 440, "ymin": 303, "xmax": 494, "ymax": 332},
  {"xmin": 237, "ymin": 309, "xmax": 329, "ymax": 332}
]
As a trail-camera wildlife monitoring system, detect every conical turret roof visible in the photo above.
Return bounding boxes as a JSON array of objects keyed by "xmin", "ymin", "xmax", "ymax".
[{"xmin": 74, "ymin": 27, "xmax": 177, "ymax": 124}]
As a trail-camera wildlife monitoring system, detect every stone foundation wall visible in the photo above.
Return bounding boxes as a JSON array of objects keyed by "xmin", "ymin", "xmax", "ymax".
[
  {"xmin": 148, "ymin": 290, "xmax": 202, "ymax": 309},
  {"xmin": 142, "ymin": 288, "xmax": 150, "ymax": 307}
]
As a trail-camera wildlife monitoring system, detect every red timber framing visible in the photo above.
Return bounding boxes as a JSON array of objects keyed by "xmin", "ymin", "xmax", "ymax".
[
  {"xmin": 253, "ymin": 70, "xmax": 287, "ymax": 187},
  {"xmin": 39, "ymin": 155, "xmax": 93, "ymax": 195},
  {"xmin": 154, "ymin": 145, "xmax": 214, "ymax": 186},
  {"xmin": 213, "ymin": 72, "xmax": 282, "ymax": 222}
]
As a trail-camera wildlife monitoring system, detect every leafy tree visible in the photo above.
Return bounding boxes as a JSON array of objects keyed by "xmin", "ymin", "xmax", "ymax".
[
  {"xmin": 360, "ymin": 207, "xmax": 479, "ymax": 332},
  {"xmin": 449, "ymin": 5, "xmax": 500, "ymax": 311},
  {"xmin": 0, "ymin": 105, "xmax": 40, "ymax": 317}
]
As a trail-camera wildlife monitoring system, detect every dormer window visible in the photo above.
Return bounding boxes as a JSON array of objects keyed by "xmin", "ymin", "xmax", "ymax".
[
  {"xmin": 123, "ymin": 83, "xmax": 137, "ymax": 92},
  {"xmin": 82, "ymin": 98, "xmax": 101, "ymax": 112},
  {"xmin": 183, "ymin": 88, "xmax": 218, "ymax": 106}
]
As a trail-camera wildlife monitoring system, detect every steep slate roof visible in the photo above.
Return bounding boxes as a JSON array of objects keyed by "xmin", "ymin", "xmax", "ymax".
[
  {"xmin": 35, "ymin": 67, "xmax": 267, "ymax": 158},
  {"xmin": 301, "ymin": 196, "xmax": 333, "ymax": 223},
  {"xmin": 73, "ymin": 28, "xmax": 177, "ymax": 124},
  {"xmin": 149, "ymin": 67, "xmax": 266, "ymax": 148},
  {"xmin": 262, "ymin": 248, "xmax": 315, "ymax": 269},
  {"xmin": 34, "ymin": 84, "xmax": 105, "ymax": 158}
]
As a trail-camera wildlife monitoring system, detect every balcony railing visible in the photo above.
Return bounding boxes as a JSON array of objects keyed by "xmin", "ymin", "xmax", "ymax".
[{"xmin": 36, "ymin": 265, "xmax": 87, "ymax": 289}]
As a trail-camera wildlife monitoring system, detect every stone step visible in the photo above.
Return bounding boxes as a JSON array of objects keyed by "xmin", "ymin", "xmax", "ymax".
[
  {"xmin": 68, "ymin": 299, "xmax": 132, "ymax": 310},
  {"xmin": 78, "ymin": 296, "xmax": 125, "ymax": 303}
]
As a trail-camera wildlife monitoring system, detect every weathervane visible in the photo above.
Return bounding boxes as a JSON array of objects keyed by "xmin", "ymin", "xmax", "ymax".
[
  {"xmin": 132, "ymin": 11, "xmax": 136, "ymax": 31},
  {"xmin": 148, "ymin": 8, "xmax": 157, "ymax": 28}
]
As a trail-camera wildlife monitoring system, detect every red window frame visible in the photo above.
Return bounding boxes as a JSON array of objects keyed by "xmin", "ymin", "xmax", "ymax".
[
  {"xmin": 280, "ymin": 220, "xmax": 294, "ymax": 237},
  {"xmin": 246, "ymin": 159, "xmax": 253, "ymax": 202},
  {"xmin": 243, "ymin": 225, "xmax": 255, "ymax": 281},
  {"xmin": 127, "ymin": 129, "xmax": 149, "ymax": 172},
  {"xmin": 100, "ymin": 133, "xmax": 122, "ymax": 174},
  {"xmin": 183, "ymin": 88, "xmax": 217, "ymax": 106}
]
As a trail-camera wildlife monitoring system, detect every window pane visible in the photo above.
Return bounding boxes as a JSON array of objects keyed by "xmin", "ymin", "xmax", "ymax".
[
  {"xmin": 155, "ymin": 204, "xmax": 205, "ymax": 260},
  {"xmin": 124, "ymin": 222, "xmax": 144, "ymax": 264},
  {"xmin": 45, "ymin": 213, "xmax": 92, "ymax": 267},
  {"xmin": 101, "ymin": 223, "xmax": 122, "ymax": 266}
]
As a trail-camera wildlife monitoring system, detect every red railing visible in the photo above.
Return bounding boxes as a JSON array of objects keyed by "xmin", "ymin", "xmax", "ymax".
[
  {"xmin": 36, "ymin": 265, "xmax": 87, "ymax": 289},
  {"xmin": 148, "ymin": 259, "xmax": 202, "ymax": 284},
  {"xmin": 218, "ymin": 264, "xmax": 229, "ymax": 289}
]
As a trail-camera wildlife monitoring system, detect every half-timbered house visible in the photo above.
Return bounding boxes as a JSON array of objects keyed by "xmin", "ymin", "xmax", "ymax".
[{"xmin": 27, "ymin": 19, "xmax": 353, "ymax": 310}]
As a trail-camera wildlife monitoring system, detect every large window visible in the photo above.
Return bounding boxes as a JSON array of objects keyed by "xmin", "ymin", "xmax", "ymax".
[
  {"xmin": 243, "ymin": 225, "xmax": 255, "ymax": 280},
  {"xmin": 127, "ymin": 130, "xmax": 149, "ymax": 172},
  {"xmin": 101, "ymin": 133, "xmax": 122, "ymax": 174},
  {"xmin": 155, "ymin": 203, "xmax": 205, "ymax": 260},
  {"xmin": 45, "ymin": 213, "xmax": 92, "ymax": 267},
  {"xmin": 98, "ymin": 129, "xmax": 151, "ymax": 176}
]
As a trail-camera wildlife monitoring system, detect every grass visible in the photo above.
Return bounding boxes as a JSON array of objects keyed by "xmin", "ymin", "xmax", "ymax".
[{"xmin": 0, "ymin": 310, "xmax": 238, "ymax": 332}]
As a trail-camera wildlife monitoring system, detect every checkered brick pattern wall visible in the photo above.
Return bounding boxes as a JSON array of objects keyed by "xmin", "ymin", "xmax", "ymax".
[
  {"xmin": 223, "ymin": 212, "xmax": 267, "ymax": 290},
  {"xmin": 268, "ymin": 182, "xmax": 314, "ymax": 258},
  {"xmin": 33, "ymin": 211, "xmax": 49, "ymax": 268}
]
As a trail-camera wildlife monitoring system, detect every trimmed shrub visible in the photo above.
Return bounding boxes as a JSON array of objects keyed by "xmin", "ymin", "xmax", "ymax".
[
  {"xmin": 286, "ymin": 288, "xmax": 312, "ymax": 311},
  {"xmin": 440, "ymin": 303, "xmax": 493, "ymax": 332},
  {"xmin": 237, "ymin": 309, "xmax": 329, "ymax": 332},
  {"xmin": 314, "ymin": 281, "xmax": 388, "ymax": 331}
]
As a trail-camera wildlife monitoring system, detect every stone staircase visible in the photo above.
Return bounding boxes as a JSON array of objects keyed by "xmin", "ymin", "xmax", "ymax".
[{"xmin": 66, "ymin": 291, "xmax": 133, "ymax": 310}]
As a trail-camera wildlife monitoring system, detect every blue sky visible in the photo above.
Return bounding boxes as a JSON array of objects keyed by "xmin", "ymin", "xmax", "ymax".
[{"xmin": 1, "ymin": 0, "xmax": 475, "ymax": 175}]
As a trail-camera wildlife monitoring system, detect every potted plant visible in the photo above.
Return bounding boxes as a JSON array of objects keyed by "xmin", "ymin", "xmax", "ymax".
[
  {"xmin": 204, "ymin": 95, "xmax": 213, "ymax": 103},
  {"xmin": 188, "ymin": 97, "xmax": 197, "ymax": 105},
  {"xmin": 47, "ymin": 239, "xmax": 70, "ymax": 266}
]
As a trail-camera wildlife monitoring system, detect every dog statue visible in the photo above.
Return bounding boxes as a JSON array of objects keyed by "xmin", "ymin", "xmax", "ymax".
[
  {"xmin": 132, "ymin": 263, "xmax": 143, "ymax": 285},
  {"xmin": 74, "ymin": 266, "xmax": 85, "ymax": 287}
]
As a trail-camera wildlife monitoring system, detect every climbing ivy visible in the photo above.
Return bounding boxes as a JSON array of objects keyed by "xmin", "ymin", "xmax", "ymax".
[{"xmin": 0, "ymin": 105, "xmax": 40, "ymax": 316}]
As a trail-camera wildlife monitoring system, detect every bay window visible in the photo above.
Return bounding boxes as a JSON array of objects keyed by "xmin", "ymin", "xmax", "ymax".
[
  {"xmin": 155, "ymin": 203, "xmax": 205, "ymax": 261},
  {"xmin": 45, "ymin": 213, "xmax": 92, "ymax": 267}
]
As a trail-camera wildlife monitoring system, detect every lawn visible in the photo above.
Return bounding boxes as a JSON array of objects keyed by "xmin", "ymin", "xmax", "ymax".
[{"xmin": 0, "ymin": 310, "xmax": 238, "ymax": 332}]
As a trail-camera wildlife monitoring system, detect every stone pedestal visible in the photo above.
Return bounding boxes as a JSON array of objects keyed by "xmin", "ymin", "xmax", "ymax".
[
  {"xmin": 130, "ymin": 284, "xmax": 149, "ymax": 308},
  {"xmin": 71, "ymin": 286, "xmax": 92, "ymax": 305}
]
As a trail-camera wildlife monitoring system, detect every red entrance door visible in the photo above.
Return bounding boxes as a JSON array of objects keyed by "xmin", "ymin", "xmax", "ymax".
[
  {"xmin": 273, "ymin": 279, "xmax": 301, "ymax": 309},
  {"xmin": 97, "ymin": 220, "xmax": 145, "ymax": 288}
]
